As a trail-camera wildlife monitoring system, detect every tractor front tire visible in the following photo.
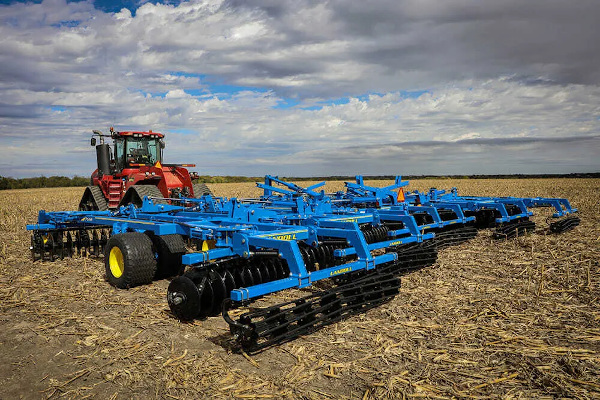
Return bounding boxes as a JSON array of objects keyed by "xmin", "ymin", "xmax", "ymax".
[{"xmin": 105, "ymin": 232, "xmax": 157, "ymax": 289}]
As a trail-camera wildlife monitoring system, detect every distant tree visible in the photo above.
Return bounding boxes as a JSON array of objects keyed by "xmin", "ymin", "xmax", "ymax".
[{"xmin": 0, "ymin": 175, "xmax": 90, "ymax": 190}]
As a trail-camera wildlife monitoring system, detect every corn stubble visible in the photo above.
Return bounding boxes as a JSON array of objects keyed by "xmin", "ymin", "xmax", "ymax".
[{"xmin": 0, "ymin": 179, "xmax": 598, "ymax": 400}]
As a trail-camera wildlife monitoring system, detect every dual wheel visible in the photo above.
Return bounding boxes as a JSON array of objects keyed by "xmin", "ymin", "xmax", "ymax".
[{"xmin": 105, "ymin": 232, "xmax": 186, "ymax": 289}]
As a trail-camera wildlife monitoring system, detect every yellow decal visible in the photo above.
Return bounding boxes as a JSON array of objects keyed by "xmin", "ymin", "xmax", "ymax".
[
  {"xmin": 272, "ymin": 233, "xmax": 296, "ymax": 240},
  {"xmin": 330, "ymin": 267, "xmax": 351, "ymax": 276},
  {"xmin": 389, "ymin": 240, "xmax": 404, "ymax": 246},
  {"xmin": 259, "ymin": 230, "xmax": 304, "ymax": 240},
  {"xmin": 328, "ymin": 216, "xmax": 369, "ymax": 222}
]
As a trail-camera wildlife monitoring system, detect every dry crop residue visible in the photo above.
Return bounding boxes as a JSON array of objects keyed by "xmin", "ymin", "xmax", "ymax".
[{"xmin": 0, "ymin": 179, "xmax": 598, "ymax": 399}]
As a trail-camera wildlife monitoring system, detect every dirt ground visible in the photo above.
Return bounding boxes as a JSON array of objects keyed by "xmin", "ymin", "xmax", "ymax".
[{"xmin": 0, "ymin": 178, "xmax": 598, "ymax": 399}]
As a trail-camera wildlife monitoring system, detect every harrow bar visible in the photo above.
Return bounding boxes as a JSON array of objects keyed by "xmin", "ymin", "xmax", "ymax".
[
  {"xmin": 224, "ymin": 269, "xmax": 401, "ymax": 352},
  {"xmin": 549, "ymin": 215, "xmax": 581, "ymax": 233},
  {"xmin": 224, "ymin": 242, "xmax": 438, "ymax": 352},
  {"xmin": 431, "ymin": 225, "xmax": 479, "ymax": 249},
  {"xmin": 493, "ymin": 219, "xmax": 537, "ymax": 240}
]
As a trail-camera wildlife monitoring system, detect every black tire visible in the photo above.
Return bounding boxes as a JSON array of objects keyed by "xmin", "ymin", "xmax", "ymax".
[
  {"xmin": 105, "ymin": 232, "xmax": 157, "ymax": 289},
  {"xmin": 79, "ymin": 186, "xmax": 109, "ymax": 211},
  {"xmin": 119, "ymin": 185, "xmax": 166, "ymax": 208},
  {"xmin": 145, "ymin": 232, "xmax": 187, "ymax": 279},
  {"xmin": 193, "ymin": 183, "xmax": 213, "ymax": 198}
]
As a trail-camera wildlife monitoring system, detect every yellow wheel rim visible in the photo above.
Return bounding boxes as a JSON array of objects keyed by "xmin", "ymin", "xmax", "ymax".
[{"xmin": 109, "ymin": 247, "xmax": 125, "ymax": 278}]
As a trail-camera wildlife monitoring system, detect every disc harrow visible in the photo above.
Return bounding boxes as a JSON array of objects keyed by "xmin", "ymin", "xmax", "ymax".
[
  {"xmin": 25, "ymin": 174, "xmax": 580, "ymax": 350},
  {"xmin": 403, "ymin": 184, "xmax": 578, "ymax": 238},
  {"xmin": 30, "ymin": 227, "xmax": 111, "ymax": 261},
  {"xmin": 361, "ymin": 225, "xmax": 390, "ymax": 244},
  {"xmin": 168, "ymin": 256, "xmax": 291, "ymax": 320}
]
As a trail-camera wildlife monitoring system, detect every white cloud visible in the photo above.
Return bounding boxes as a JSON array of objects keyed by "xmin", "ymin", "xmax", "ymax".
[
  {"xmin": 165, "ymin": 89, "xmax": 190, "ymax": 99},
  {"xmin": 0, "ymin": 0, "xmax": 599, "ymax": 177}
]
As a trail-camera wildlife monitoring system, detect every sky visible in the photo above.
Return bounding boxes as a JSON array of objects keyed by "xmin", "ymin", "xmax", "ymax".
[{"xmin": 0, "ymin": 0, "xmax": 599, "ymax": 178}]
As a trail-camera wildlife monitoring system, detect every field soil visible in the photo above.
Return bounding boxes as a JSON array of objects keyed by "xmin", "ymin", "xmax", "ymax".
[{"xmin": 0, "ymin": 178, "xmax": 599, "ymax": 399}]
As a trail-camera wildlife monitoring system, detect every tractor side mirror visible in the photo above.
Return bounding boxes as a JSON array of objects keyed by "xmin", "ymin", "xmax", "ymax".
[
  {"xmin": 91, "ymin": 137, "xmax": 97, "ymax": 146},
  {"xmin": 159, "ymin": 139, "xmax": 165, "ymax": 149}
]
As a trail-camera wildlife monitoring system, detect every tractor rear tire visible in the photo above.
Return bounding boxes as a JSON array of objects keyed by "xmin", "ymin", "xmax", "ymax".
[
  {"xmin": 105, "ymin": 232, "xmax": 157, "ymax": 289},
  {"xmin": 193, "ymin": 183, "xmax": 213, "ymax": 198},
  {"xmin": 119, "ymin": 185, "xmax": 166, "ymax": 208},
  {"xmin": 79, "ymin": 186, "xmax": 109, "ymax": 211},
  {"xmin": 145, "ymin": 232, "xmax": 187, "ymax": 279}
]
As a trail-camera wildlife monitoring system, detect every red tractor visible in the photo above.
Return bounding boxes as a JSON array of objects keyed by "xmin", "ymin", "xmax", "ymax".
[{"xmin": 79, "ymin": 128, "xmax": 212, "ymax": 210}]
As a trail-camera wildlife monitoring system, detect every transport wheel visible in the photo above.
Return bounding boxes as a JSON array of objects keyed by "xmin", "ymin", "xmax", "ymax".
[
  {"xmin": 104, "ymin": 232, "xmax": 157, "ymax": 289},
  {"xmin": 145, "ymin": 232, "xmax": 187, "ymax": 279},
  {"xmin": 193, "ymin": 183, "xmax": 213, "ymax": 197}
]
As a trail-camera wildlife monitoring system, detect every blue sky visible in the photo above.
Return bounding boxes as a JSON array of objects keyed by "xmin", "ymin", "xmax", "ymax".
[
  {"xmin": 0, "ymin": 0, "xmax": 598, "ymax": 178},
  {"xmin": 0, "ymin": 0, "xmax": 155, "ymax": 13}
]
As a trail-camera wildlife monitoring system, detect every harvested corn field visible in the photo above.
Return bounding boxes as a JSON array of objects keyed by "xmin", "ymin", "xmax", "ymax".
[{"xmin": 1, "ymin": 178, "xmax": 599, "ymax": 399}]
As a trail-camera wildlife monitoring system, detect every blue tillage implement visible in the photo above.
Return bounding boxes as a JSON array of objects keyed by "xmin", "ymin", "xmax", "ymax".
[{"xmin": 26, "ymin": 175, "xmax": 579, "ymax": 351}]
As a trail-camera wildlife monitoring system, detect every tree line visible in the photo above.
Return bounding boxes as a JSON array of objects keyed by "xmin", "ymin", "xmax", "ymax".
[
  {"xmin": 0, "ymin": 176, "xmax": 90, "ymax": 190},
  {"xmin": 1, "ymin": 172, "xmax": 598, "ymax": 190}
]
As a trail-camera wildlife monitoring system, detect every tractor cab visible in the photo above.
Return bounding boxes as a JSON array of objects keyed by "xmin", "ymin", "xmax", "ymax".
[
  {"xmin": 91, "ymin": 128, "xmax": 165, "ymax": 175},
  {"xmin": 112, "ymin": 131, "xmax": 164, "ymax": 171}
]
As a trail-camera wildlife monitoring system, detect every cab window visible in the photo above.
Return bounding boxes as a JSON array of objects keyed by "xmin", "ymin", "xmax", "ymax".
[{"xmin": 125, "ymin": 137, "xmax": 160, "ymax": 165}]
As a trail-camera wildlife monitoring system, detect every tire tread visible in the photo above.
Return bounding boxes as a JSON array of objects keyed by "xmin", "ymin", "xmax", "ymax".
[
  {"xmin": 147, "ymin": 233, "xmax": 186, "ymax": 279},
  {"xmin": 105, "ymin": 232, "xmax": 157, "ymax": 288},
  {"xmin": 193, "ymin": 183, "xmax": 213, "ymax": 197}
]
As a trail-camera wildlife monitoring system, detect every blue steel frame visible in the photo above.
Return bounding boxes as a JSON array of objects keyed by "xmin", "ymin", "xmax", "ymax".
[
  {"xmin": 27, "ymin": 191, "xmax": 432, "ymax": 302},
  {"xmin": 28, "ymin": 175, "xmax": 576, "ymax": 304},
  {"xmin": 261, "ymin": 175, "xmax": 477, "ymax": 229},
  {"xmin": 319, "ymin": 175, "xmax": 576, "ymax": 224},
  {"xmin": 406, "ymin": 186, "xmax": 577, "ymax": 222}
]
